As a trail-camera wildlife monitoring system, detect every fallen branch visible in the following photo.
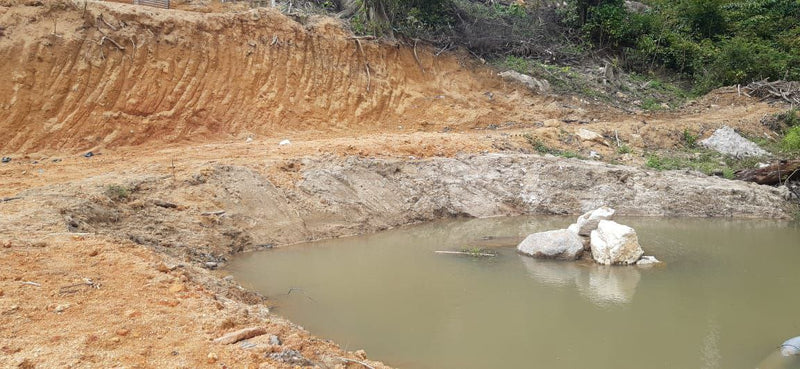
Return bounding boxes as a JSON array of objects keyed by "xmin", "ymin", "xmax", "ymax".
[
  {"xmin": 435, "ymin": 250, "xmax": 496, "ymax": 257},
  {"xmin": 214, "ymin": 327, "xmax": 267, "ymax": 345},
  {"xmin": 734, "ymin": 159, "xmax": 800, "ymax": 185},
  {"xmin": 353, "ymin": 38, "xmax": 371, "ymax": 92},
  {"xmin": 1, "ymin": 196, "xmax": 21, "ymax": 203},
  {"xmin": 337, "ymin": 357, "xmax": 376, "ymax": 369},
  {"xmin": 98, "ymin": 14, "xmax": 118, "ymax": 31},
  {"xmin": 743, "ymin": 80, "xmax": 800, "ymax": 104},
  {"xmin": 201, "ymin": 210, "xmax": 226, "ymax": 216},
  {"xmin": 59, "ymin": 278, "xmax": 101, "ymax": 294},
  {"xmin": 434, "ymin": 42, "xmax": 451, "ymax": 56},
  {"xmin": 21, "ymin": 281, "xmax": 41, "ymax": 287},
  {"xmin": 152, "ymin": 199, "xmax": 177, "ymax": 208},
  {"xmin": 347, "ymin": 35, "xmax": 376, "ymax": 40},
  {"xmin": 99, "ymin": 36, "xmax": 126, "ymax": 51},
  {"xmin": 128, "ymin": 37, "xmax": 136, "ymax": 61},
  {"xmin": 785, "ymin": 168, "xmax": 800, "ymax": 185},
  {"xmin": 364, "ymin": 62, "xmax": 371, "ymax": 92},
  {"xmin": 413, "ymin": 39, "xmax": 424, "ymax": 73}
]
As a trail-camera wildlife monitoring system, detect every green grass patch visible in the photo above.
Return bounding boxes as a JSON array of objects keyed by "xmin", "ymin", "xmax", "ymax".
[
  {"xmin": 524, "ymin": 134, "xmax": 584, "ymax": 159},
  {"xmin": 682, "ymin": 129, "xmax": 698, "ymax": 149},
  {"xmin": 645, "ymin": 149, "xmax": 770, "ymax": 178},
  {"xmin": 105, "ymin": 184, "xmax": 130, "ymax": 202}
]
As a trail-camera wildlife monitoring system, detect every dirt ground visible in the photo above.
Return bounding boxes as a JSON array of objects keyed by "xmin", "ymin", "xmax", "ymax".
[{"xmin": 0, "ymin": 1, "xmax": 797, "ymax": 369}]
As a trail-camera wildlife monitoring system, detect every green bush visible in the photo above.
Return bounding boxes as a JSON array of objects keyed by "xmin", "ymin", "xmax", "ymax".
[
  {"xmin": 683, "ymin": 129, "xmax": 697, "ymax": 148},
  {"xmin": 702, "ymin": 36, "xmax": 791, "ymax": 87},
  {"xmin": 582, "ymin": 3, "xmax": 632, "ymax": 48},
  {"xmin": 777, "ymin": 109, "xmax": 800, "ymax": 128},
  {"xmin": 784, "ymin": 126, "xmax": 800, "ymax": 151},
  {"xmin": 563, "ymin": 0, "xmax": 800, "ymax": 92}
]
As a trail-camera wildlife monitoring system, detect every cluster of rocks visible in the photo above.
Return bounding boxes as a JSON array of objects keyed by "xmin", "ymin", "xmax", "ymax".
[{"xmin": 517, "ymin": 206, "xmax": 659, "ymax": 266}]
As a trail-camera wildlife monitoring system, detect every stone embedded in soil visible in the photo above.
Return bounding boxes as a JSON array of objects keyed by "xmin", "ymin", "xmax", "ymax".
[
  {"xmin": 590, "ymin": 220, "xmax": 644, "ymax": 265},
  {"xmin": 269, "ymin": 349, "xmax": 313, "ymax": 366},
  {"xmin": 207, "ymin": 352, "xmax": 218, "ymax": 363},
  {"xmin": 498, "ymin": 70, "xmax": 550, "ymax": 93},
  {"xmin": 268, "ymin": 335, "xmax": 281, "ymax": 346},
  {"xmin": 576, "ymin": 128, "xmax": 608, "ymax": 146},
  {"xmin": 699, "ymin": 126, "xmax": 768, "ymax": 157},
  {"xmin": 213, "ymin": 327, "xmax": 267, "ymax": 345},
  {"xmin": 517, "ymin": 229, "xmax": 584, "ymax": 260}
]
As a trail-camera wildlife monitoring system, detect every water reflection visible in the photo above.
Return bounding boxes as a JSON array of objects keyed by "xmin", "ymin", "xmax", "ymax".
[
  {"xmin": 756, "ymin": 350, "xmax": 800, "ymax": 369},
  {"xmin": 519, "ymin": 256, "xmax": 642, "ymax": 306},
  {"xmin": 228, "ymin": 216, "xmax": 800, "ymax": 369}
]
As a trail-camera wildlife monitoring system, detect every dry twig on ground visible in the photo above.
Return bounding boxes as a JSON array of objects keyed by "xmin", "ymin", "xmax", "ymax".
[{"xmin": 743, "ymin": 80, "xmax": 800, "ymax": 105}]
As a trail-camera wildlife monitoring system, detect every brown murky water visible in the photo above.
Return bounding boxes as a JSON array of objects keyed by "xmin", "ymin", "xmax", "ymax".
[{"xmin": 227, "ymin": 217, "xmax": 800, "ymax": 369}]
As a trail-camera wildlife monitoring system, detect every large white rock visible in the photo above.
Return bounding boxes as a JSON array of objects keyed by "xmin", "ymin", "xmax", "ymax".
[
  {"xmin": 699, "ymin": 126, "xmax": 768, "ymax": 157},
  {"xmin": 571, "ymin": 206, "xmax": 616, "ymax": 236},
  {"xmin": 517, "ymin": 229, "xmax": 584, "ymax": 260},
  {"xmin": 590, "ymin": 220, "xmax": 644, "ymax": 265}
]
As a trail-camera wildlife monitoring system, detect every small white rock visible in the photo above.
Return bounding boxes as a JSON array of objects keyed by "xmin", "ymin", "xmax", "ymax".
[
  {"xmin": 636, "ymin": 255, "xmax": 661, "ymax": 266},
  {"xmin": 278, "ymin": 139, "xmax": 291, "ymax": 146}
]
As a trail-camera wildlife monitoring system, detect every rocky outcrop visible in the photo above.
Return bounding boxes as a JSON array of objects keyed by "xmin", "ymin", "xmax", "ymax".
[
  {"xmin": 590, "ymin": 220, "xmax": 644, "ymax": 265},
  {"xmin": 700, "ymin": 126, "xmax": 768, "ymax": 157},
  {"xmin": 517, "ymin": 229, "xmax": 584, "ymax": 260},
  {"xmin": 498, "ymin": 71, "xmax": 551, "ymax": 93}
]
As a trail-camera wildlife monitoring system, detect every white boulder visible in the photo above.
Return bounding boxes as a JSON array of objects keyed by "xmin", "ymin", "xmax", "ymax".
[
  {"xmin": 517, "ymin": 229, "xmax": 584, "ymax": 260},
  {"xmin": 571, "ymin": 206, "xmax": 616, "ymax": 236},
  {"xmin": 590, "ymin": 220, "xmax": 644, "ymax": 265}
]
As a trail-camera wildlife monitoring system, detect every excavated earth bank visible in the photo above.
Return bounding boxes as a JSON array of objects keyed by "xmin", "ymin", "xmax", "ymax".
[
  {"xmin": 1, "ymin": 152, "xmax": 793, "ymax": 368},
  {"xmin": 0, "ymin": 1, "xmax": 797, "ymax": 369}
]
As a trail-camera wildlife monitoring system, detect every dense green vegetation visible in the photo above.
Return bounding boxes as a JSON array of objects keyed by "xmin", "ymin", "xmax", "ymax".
[
  {"xmin": 336, "ymin": 0, "xmax": 800, "ymax": 93},
  {"xmin": 570, "ymin": 0, "xmax": 800, "ymax": 92}
]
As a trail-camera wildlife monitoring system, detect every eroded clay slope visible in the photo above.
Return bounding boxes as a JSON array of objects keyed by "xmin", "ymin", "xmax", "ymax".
[{"xmin": 0, "ymin": 1, "xmax": 550, "ymax": 153}]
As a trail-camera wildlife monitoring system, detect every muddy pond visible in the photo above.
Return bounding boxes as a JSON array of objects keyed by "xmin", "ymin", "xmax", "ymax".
[{"xmin": 227, "ymin": 217, "xmax": 800, "ymax": 369}]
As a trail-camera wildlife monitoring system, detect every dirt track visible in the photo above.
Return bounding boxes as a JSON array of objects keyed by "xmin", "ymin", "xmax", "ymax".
[{"xmin": 0, "ymin": 1, "xmax": 797, "ymax": 368}]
